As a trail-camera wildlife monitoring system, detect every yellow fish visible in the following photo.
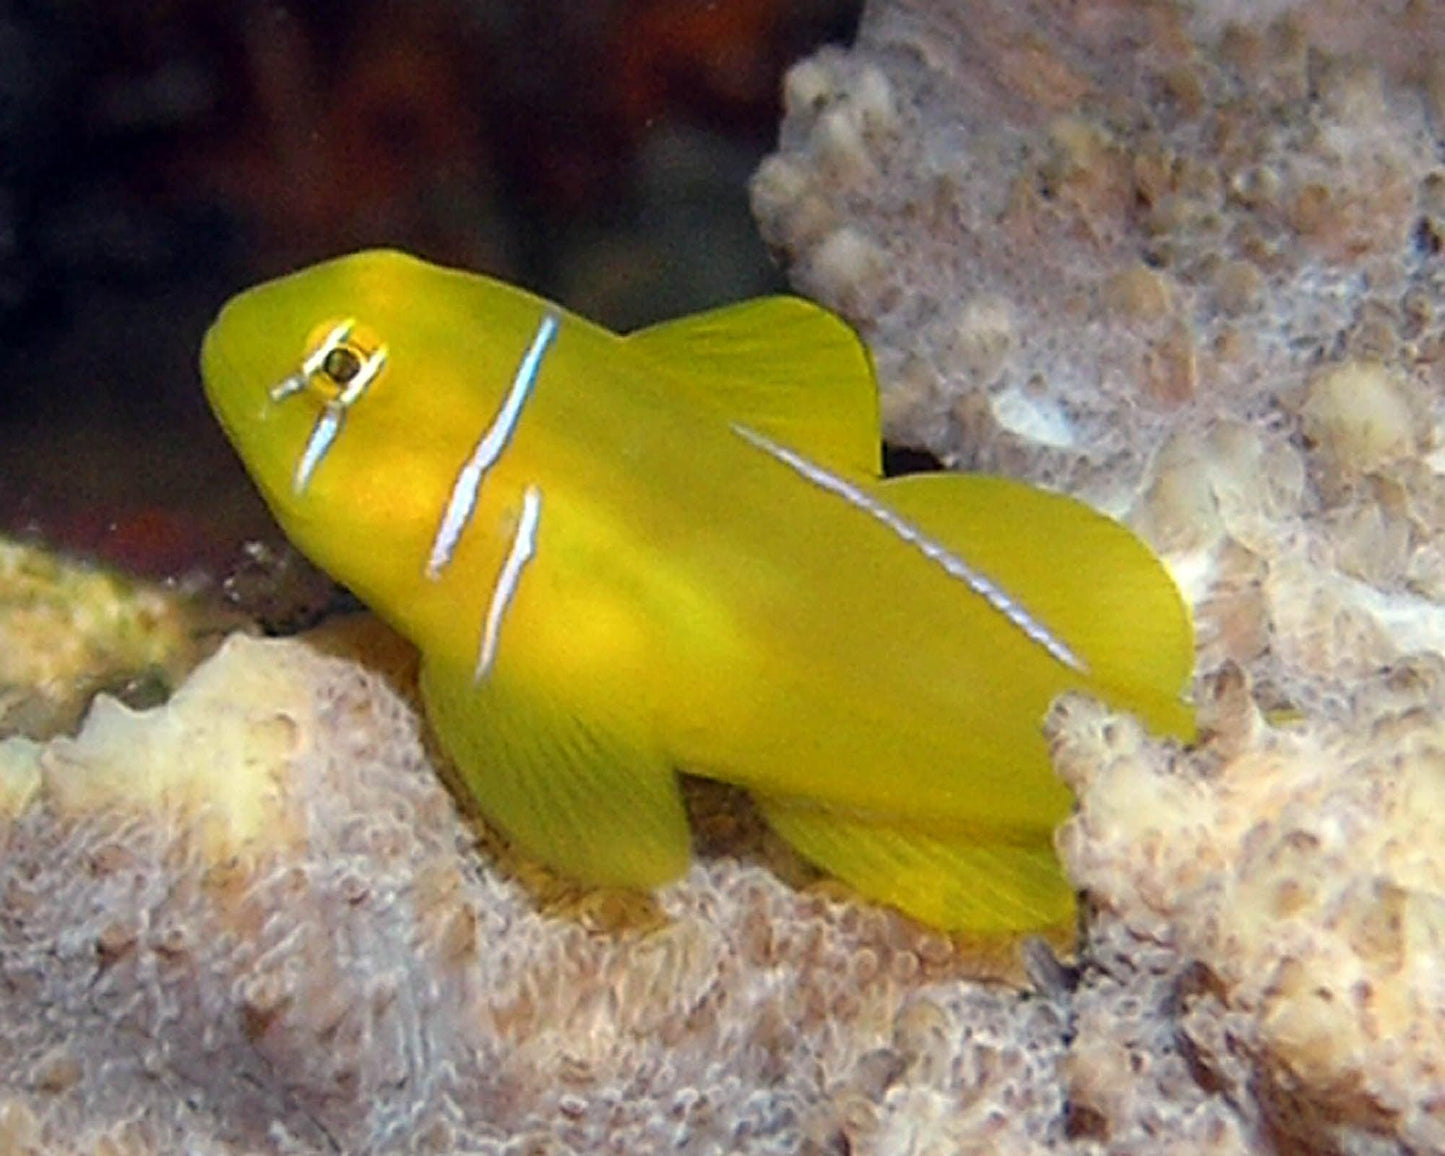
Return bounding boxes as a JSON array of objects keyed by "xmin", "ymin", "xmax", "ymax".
[{"xmin": 201, "ymin": 249, "xmax": 1193, "ymax": 933}]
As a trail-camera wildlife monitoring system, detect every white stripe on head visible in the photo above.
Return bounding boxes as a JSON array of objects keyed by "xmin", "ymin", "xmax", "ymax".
[
  {"xmin": 294, "ymin": 406, "xmax": 343, "ymax": 493},
  {"xmin": 733, "ymin": 424, "xmax": 1087, "ymax": 673},
  {"xmin": 475, "ymin": 484, "xmax": 543, "ymax": 682},
  {"xmin": 427, "ymin": 311, "xmax": 559, "ymax": 579}
]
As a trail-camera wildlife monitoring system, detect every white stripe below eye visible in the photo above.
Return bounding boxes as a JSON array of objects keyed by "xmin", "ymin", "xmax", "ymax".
[
  {"xmin": 475, "ymin": 485, "xmax": 543, "ymax": 682},
  {"xmin": 733, "ymin": 424, "xmax": 1086, "ymax": 673},
  {"xmin": 294, "ymin": 405, "xmax": 344, "ymax": 493},
  {"xmin": 270, "ymin": 373, "xmax": 307, "ymax": 403},
  {"xmin": 285, "ymin": 344, "xmax": 388, "ymax": 494},
  {"xmin": 427, "ymin": 311, "xmax": 559, "ymax": 579}
]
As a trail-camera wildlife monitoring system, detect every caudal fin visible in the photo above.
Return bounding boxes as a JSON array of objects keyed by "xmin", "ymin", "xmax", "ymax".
[{"xmin": 879, "ymin": 471, "xmax": 1196, "ymax": 739}]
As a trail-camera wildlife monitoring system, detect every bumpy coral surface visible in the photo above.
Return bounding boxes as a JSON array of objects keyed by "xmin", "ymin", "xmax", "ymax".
[
  {"xmin": 752, "ymin": 0, "xmax": 1445, "ymax": 713},
  {"xmin": 1054, "ymin": 657, "xmax": 1445, "ymax": 1155},
  {"xmin": 0, "ymin": 537, "xmax": 237, "ymax": 741},
  {"xmin": 8, "ymin": 632, "xmax": 1440, "ymax": 1154},
  {"xmin": 0, "ymin": 635, "xmax": 1073, "ymax": 1155}
]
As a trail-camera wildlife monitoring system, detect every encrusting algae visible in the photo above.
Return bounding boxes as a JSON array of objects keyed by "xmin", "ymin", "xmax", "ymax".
[{"xmin": 0, "ymin": 537, "xmax": 238, "ymax": 742}]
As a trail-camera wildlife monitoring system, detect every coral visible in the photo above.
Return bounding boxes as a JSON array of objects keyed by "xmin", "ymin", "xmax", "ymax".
[
  {"xmin": 751, "ymin": 0, "xmax": 1445, "ymax": 712},
  {"xmin": 1054, "ymin": 657, "xmax": 1445, "ymax": 1155},
  {"xmin": 0, "ymin": 537, "xmax": 237, "ymax": 741},
  {"xmin": 0, "ymin": 634, "xmax": 1072, "ymax": 1154},
  {"xmin": 2, "ymin": 636, "xmax": 1440, "ymax": 1154}
]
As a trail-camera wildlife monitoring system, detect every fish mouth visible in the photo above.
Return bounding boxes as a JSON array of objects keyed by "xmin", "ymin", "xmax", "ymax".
[
  {"xmin": 199, "ymin": 322, "xmax": 264, "ymax": 463},
  {"xmin": 199, "ymin": 320, "xmax": 228, "ymax": 397},
  {"xmin": 199, "ymin": 326, "xmax": 235, "ymax": 417}
]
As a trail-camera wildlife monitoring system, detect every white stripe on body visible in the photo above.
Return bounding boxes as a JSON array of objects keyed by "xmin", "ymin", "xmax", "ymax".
[
  {"xmin": 475, "ymin": 484, "xmax": 543, "ymax": 682},
  {"xmin": 732, "ymin": 424, "xmax": 1086, "ymax": 673},
  {"xmin": 427, "ymin": 311, "xmax": 559, "ymax": 578}
]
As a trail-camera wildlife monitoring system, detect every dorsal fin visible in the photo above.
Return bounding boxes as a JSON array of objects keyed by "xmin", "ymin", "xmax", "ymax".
[{"xmin": 628, "ymin": 296, "xmax": 881, "ymax": 475}]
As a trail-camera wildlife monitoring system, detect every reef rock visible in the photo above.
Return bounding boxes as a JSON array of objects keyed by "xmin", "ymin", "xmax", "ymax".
[
  {"xmin": 0, "ymin": 635, "xmax": 1072, "ymax": 1154},
  {"xmin": 0, "ymin": 538, "xmax": 233, "ymax": 741},
  {"xmin": 1055, "ymin": 657, "xmax": 1445, "ymax": 1155},
  {"xmin": 747, "ymin": 1, "xmax": 1445, "ymax": 1152},
  {"xmin": 7, "ymin": 628, "xmax": 1442, "ymax": 1153}
]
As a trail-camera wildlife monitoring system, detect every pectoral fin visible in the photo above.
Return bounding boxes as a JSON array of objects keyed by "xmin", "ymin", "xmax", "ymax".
[
  {"xmin": 627, "ymin": 296, "xmax": 881, "ymax": 475},
  {"xmin": 756, "ymin": 793, "xmax": 1074, "ymax": 933},
  {"xmin": 420, "ymin": 656, "xmax": 692, "ymax": 888}
]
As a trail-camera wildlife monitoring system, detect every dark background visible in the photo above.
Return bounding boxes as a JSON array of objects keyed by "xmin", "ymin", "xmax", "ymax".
[{"xmin": 0, "ymin": 0, "xmax": 860, "ymax": 577}]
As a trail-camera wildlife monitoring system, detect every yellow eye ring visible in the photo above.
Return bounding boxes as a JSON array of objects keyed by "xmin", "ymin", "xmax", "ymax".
[{"xmin": 292, "ymin": 318, "xmax": 387, "ymax": 401}]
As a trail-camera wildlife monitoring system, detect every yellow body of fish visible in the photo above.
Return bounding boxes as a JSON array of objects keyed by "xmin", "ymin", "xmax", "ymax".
[{"xmin": 201, "ymin": 249, "xmax": 1194, "ymax": 933}]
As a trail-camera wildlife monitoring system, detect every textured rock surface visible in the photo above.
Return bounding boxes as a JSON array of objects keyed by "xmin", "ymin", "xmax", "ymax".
[
  {"xmin": 1055, "ymin": 657, "xmax": 1445, "ymax": 1155},
  {"xmin": 0, "ymin": 635, "xmax": 1072, "ymax": 1155},
  {"xmin": 752, "ymin": 0, "xmax": 1445, "ymax": 714},
  {"xmin": 0, "ymin": 537, "xmax": 238, "ymax": 741},
  {"xmin": 3, "ymin": 635, "xmax": 1442, "ymax": 1154}
]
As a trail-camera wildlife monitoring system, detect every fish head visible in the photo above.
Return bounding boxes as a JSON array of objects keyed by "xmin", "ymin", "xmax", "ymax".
[{"xmin": 200, "ymin": 249, "xmax": 559, "ymax": 585}]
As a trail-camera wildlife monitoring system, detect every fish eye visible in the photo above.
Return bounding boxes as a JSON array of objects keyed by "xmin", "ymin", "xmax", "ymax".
[
  {"xmin": 270, "ymin": 318, "xmax": 388, "ymax": 410},
  {"xmin": 323, "ymin": 345, "xmax": 364, "ymax": 384}
]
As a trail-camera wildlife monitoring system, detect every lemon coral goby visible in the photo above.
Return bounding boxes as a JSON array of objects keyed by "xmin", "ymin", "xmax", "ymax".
[{"xmin": 200, "ymin": 249, "xmax": 1194, "ymax": 934}]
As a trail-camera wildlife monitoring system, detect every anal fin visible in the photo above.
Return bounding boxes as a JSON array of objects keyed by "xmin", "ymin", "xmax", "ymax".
[
  {"xmin": 756, "ymin": 793, "xmax": 1074, "ymax": 934},
  {"xmin": 420, "ymin": 656, "xmax": 691, "ymax": 889}
]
